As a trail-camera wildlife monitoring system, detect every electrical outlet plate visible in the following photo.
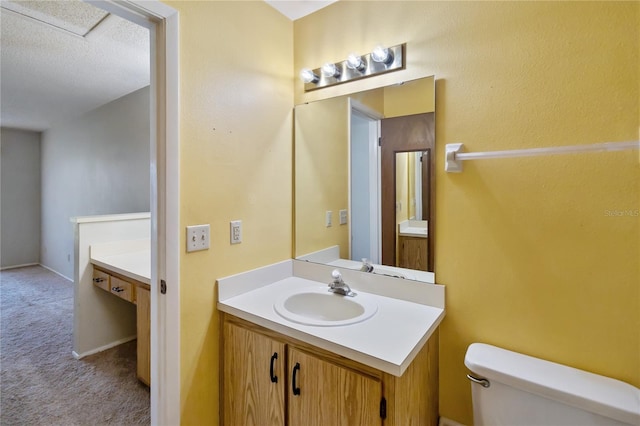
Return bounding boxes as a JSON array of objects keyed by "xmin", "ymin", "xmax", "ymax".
[
  {"xmin": 186, "ymin": 224, "xmax": 210, "ymax": 252},
  {"xmin": 339, "ymin": 209, "xmax": 347, "ymax": 225},
  {"xmin": 230, "ymin": 220, "xmax": 242, "ymax": 244}
]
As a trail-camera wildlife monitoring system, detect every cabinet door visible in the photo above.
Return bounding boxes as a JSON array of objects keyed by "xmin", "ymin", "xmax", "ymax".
[
  {"xmin": 398, "ymin": 236, "xmax": 428, "ymax": 271},
  {"xmin": 223, "ymin": 322, "xmax": 285, "ymax": 426},
  {"xmin": 288, "ymin": 348, "xmax": 382, "ymax": 426},
  {"xmin": 136, "ymin": 286, "xmax": 151, "ymax": 386}
]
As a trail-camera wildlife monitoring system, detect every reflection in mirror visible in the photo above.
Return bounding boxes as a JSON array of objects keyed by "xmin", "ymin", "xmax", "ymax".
[
  {"xmin": 295, "ymin": 76, "xmax": 435, "ymax": 282},
  {"xmin": 396, "ymin": 150, "xmax": 429, "ymax": 272}
]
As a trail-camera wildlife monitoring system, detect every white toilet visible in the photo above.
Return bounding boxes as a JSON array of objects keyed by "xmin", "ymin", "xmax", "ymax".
[{"xmin": 464, "ymin": 343, "xmax": 640, "ymax": 426}]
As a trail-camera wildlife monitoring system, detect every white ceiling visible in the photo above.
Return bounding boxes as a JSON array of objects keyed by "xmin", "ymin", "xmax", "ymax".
[
  {"xmin": 0, "ymin": 0, "xmax": 335, "ymax": 133},
  {"xmin": 1, "ymin": 0, "xmax": 150, "ymax": 132},
  {"xmin": 265, "ymin": 0, "xmax": 337, "ymax": 21}
]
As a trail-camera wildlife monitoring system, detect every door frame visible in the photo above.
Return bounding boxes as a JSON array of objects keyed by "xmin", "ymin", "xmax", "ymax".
[
  {"xmin": 380, "ymin": 113, "xmax": 435, "ymax": 270},
  {"xmin": 87, "ymin": 1, "xmax": 180, "ymax": 424}
]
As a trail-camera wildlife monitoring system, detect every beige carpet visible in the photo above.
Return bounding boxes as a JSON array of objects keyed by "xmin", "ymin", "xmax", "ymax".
[{"xmin": 0, "ymin": 265, "xmax": 150, "ymax": 425}]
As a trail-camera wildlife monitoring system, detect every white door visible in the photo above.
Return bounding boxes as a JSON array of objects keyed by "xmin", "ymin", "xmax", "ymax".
[{"xmin": 349, "ymin": 100, "xmax": 382, "ymax": 264}]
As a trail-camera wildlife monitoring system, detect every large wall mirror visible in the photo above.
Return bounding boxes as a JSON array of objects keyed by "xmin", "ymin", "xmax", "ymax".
[{"xmin": 294, "ymin": 76, "xmax": 436, "ymax": 283}]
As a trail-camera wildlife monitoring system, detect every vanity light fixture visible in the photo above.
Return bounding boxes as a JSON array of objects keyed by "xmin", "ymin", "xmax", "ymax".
[
  {"xmin": 300, "ymin": 68, "xmax": 319, "ymax": 84},
  {"xmin": 346, "ymin": 53, "xmax": 366, "ymax": 72},
  {"xmin": 300, "ymin": 43, "xmax": 406, "ymax": 92},
  {"xmin": 321, "ymin": 62, "xmax": 341, "ymax": 78},
  {"xmin": 371, "ymin": 45, "xmax": 394, "ymax": 65}
]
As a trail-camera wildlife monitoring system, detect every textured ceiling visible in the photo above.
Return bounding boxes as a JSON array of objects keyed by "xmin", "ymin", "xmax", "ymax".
[
  {"xmin": 2, "ymin": 1, "xmax": 109, "ymax": 36},
  {"xmin": 0, "ymin": 0, "xmax": 334, "ymax": 132},
  {"xmin": 1, "ymin": 0, "xmax": 150, "ymax": 131}
]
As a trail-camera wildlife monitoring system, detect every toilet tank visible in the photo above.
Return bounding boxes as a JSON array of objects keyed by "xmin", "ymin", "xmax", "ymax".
[{"xmin": 464, "ymin": 343, "xmax": 640, "ymax": 426}]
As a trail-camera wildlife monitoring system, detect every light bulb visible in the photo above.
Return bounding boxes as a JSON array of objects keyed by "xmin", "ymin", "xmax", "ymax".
[
  {"xmin": 300, "ymin": 68, "xmax": 319, "ymax": 84},
  {"xmin": 371, "ymin": 45, "xmax": 394, "ymax": 65},
  {"xmin": 346, "ymin": 53, "xmax": 365, "ymax": 72},
  {"xmin": 321, "ymin": 62, "xmax": 340, "ymax": 78}
]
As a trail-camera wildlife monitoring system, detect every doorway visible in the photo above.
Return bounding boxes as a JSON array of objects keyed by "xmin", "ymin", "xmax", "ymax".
[
  {"xmin": 89, "ymin": 1, "xmax": 180, "ymax": 424},
  {"xmin": 349, "ymin": 99, "xmax": 382, "ymax": 264}
]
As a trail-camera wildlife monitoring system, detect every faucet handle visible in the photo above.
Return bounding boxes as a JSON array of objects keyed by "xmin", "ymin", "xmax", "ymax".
[{"xmin": 329, "ymin": 269, "xmax": 356, "ymax": 296}]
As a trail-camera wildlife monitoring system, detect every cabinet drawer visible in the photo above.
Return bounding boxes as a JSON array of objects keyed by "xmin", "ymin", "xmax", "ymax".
[
  {"xmin": 92, "ymin": 269, "xmax": 110, "ymax": 291},
  {"xmin": 110, "ymin": 276, "xmax": 134, "ymax": 302}
]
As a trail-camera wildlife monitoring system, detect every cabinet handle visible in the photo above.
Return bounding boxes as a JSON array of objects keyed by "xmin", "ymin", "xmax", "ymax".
[
  {"xmin": 112, "ymin": 286, "xmax": 124, "ymax": 293},
  {"xmin": 292, "ymin": 362, "xmax": 301, "ymax": 396},
  {"xmin": 93, "ymin": 277, "xmax": 105, "ymax": 283},
  {"xmin": 269, "ymin": 352, "xmax": 278, "ymax": 383}
]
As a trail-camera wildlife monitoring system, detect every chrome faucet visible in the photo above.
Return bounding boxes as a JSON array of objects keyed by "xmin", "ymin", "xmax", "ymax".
[
  {"xmin": 360, "ymin": 258, "xmax": 374, "ymax": 273},
  {"xmin": 328, "ymin": 270, "xmax": 356, "ymax": 297}
]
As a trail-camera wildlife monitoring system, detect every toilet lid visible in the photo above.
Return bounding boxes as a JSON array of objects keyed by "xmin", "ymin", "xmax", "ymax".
[{"xmin": 464, "ymin": 343, "xmax": 640, "ymax": 425}]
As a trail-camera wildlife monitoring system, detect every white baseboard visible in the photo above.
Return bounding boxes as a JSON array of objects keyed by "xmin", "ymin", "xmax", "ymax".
[
  {"xmin": 72, "ymin": 334, "xmax": 137, "ymax": 359},
  {"xmin": 0, "ymin": 263, "xmax": 72, "ymax": 282},
  {"xmin": 1, "ymin": 262, "xmax": 39, "ymax": 271},
  {"xmin": 439, "ymin": 416, "xmax": 466, "ymax": 426},
  {"xmin": 39, "ymin": 263, "xmax": 73, "ymax": 282}
]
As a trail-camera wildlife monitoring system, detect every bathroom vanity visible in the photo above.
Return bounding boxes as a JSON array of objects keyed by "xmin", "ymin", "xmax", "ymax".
[
  {"xmin": 217, "ymin": 260, "xmax": 445, "ymax": 426},
  {"xmin": 90, "ymin": 239, "xmax": 151, "ymax": 386},
  {"xmin": 91, "ymin": 266, "xmax": 150, "ymax": 385},
  {"xmin": 71, "ymin": 213, "xmax": 151, "ymax": 386}
]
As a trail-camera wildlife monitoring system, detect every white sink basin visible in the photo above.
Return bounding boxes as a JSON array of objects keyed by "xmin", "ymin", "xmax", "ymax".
[{"xmin": 273, "ymin": 288, "xmax": 378, "ymax": 327}]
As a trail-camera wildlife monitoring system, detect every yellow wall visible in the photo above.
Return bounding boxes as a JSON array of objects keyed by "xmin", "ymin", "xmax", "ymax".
[
  {"xmin": 396, "ymin": 152, "xmax": 409, "ymax": 263},
  {"xmin": 295, "ymin": 2, "xmax": 639, "ymax": 424},
  {"xmin": 408, "ymin": 151, "xmax": 417, "ymax": 220},
  {"xmin": 383, "ymin": 77, "xmax": 435, "ymax": 118},
  {"xmin": 294, "ymin": 96, "xmax": 350, "ymax": 258},
  {"xmin": 396, "ymin": 152, "xmax": 409, "ymax": 224},
  {"xmin": 164, "ymin": 1, "xmax": 293, "ymax": 423}
]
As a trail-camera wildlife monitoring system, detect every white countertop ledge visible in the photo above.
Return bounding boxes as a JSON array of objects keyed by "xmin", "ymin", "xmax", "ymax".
[
  {"xmin": 398, "ymin": 220, "xmax": 428, "ymax": 238},
  {"xmin": 90, "ymin": 239, "xmax": 151, "ymax": 285},
  {"xmin": 217, "ymin": 259, "xmax": 445, "ymax": 377}
]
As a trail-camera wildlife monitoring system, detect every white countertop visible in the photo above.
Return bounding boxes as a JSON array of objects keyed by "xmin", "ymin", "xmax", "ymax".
[
  {"xmin": 398, "ymin": 219, "xmax": 428, "ymax": 238},
  {"xmin": 218, "ymin": 260, "xmax": 445, "ymax": 377},
  {"xmin": 90, "ymin": 239, "xmax": 151, "ymax": 285}
]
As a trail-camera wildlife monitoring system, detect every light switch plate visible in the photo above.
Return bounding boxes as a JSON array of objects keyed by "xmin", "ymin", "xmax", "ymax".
[
  {"xmin": 326, "ymin": 211, "xmax": 332, "ymax": 227},
  {"xmin": 186, "ymin": 224, "xmax": 210, "ymax": 252}
]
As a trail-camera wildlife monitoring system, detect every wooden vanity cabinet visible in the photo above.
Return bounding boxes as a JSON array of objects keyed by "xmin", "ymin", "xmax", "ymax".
[
  {"xmin": 398, "ymin": 235, "xmax": 428, "ymax": 271},
  {"xmin": 136, "ymin": 286, "xmax": 151, "ymax": 386},
  {"xmin": 91, "ymin": 266, "xmax": 151, "ymax": 386},
  {"xmin": 92, "ymin": 269, "xmax": 110, "ymax": 291},
  {"xmin": 221, "ymin": 314, "xmax": 439, "ymax": 426},
  {"xmin": 288, "ymin": 347, "xmax": 382, "ymax": 426},
  {"xmin": 109, "ymin": 275, "xmax": 134, "ymax": 302},
  {"xmin": 223, "ymin": 320, "xmax": 286, "ymax": 426}
]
